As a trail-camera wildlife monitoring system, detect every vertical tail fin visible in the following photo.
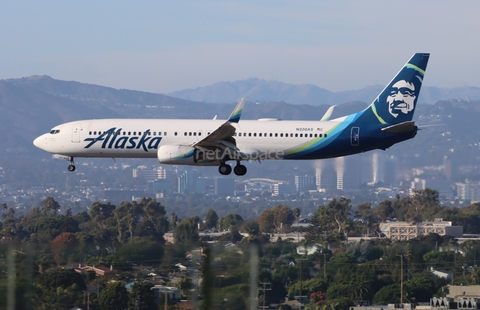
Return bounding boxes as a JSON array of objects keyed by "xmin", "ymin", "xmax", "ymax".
[{"xmin": 368, "ymin": 53, "xmax": 429, "ymax": 125}]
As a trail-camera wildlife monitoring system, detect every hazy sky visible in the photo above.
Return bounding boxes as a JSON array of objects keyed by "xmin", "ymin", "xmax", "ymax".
[{"xmin": 2, "ymin": 1, "xmax": 480, "ymax": 93}]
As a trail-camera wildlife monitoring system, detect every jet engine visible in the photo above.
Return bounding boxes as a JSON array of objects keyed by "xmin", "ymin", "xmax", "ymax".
[{"xmin": 157, "ymin": 145, "xmax": 197, "ymax": 165}]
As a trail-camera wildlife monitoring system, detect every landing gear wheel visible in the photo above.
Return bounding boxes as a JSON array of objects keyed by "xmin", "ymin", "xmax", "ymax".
[
  {"xmin": 67, "ymin": 156, "xmax": 75, "ymax": 172},
  {"xmin": 218, "ymin": 164, "xmax": 232, "ymax": 175},
  {"xmin": 234, "ymin": 164, "xmax": 247, "ymax": 176}
]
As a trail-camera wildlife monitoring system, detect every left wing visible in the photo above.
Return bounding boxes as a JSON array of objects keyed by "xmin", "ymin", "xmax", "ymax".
[{"xmin": 192, "ymin": 98, "xmax": 246, "ymax": 156}]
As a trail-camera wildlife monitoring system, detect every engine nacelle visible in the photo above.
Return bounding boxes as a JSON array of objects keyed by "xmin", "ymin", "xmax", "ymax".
[{"xmin": 157, "ymin": 145, "xmax": 197, "ymax": 165}]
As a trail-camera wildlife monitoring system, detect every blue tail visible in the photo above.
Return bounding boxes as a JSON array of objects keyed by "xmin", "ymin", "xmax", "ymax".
[{"xmin": 368, "ymin": 53, "xmax": 429, "ymax": 125}]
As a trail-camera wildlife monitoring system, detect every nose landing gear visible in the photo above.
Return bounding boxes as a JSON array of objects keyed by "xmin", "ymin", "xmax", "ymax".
[{"xmin": 67, "ymin": 156, "xmax": 76, "ymax": 172}]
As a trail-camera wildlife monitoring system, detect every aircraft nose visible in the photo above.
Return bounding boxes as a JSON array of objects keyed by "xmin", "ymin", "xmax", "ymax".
[{"xmin": 33, "ymin": 134, "xmax": 47, "ymax": 150}]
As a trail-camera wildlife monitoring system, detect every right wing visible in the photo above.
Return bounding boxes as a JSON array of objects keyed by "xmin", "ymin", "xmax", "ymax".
[{"xmin": 192, "ymin": 98, "xmax": 246, "ymax": 157}]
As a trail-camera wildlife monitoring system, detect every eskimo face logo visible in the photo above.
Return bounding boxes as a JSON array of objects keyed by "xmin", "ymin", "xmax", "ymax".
[{"xmin": 387, "ymin": 80, "xmax": 416, "ymax": 118}]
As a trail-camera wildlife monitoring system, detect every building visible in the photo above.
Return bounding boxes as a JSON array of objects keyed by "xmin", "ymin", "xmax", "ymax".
[
  {"xmin": 74, "ymin": 264, "xmax": 116, "ymax": 277},
  {"xmin": 214, "ymin": 177, "xmax": 235, "ymax": 196},
  {"xmin": 379, "ymin": 218, "xmax": 463, "ymax": 241},
  {"xmin": 273, "ymin": 182, "xmax": 297, "ymax": 197},
  {"xmin": 295, "ymin": 174, "xmax": 316, "ymax": 193},
  {"xmin": 151, "ymin": 285, "xmax": 181, "ymax": 303},
  {"xmin": 456, "ymin": 181, "xmax": 480, "ymax": 202}
]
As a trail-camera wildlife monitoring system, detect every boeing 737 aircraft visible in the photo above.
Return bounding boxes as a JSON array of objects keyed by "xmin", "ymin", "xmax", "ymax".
[{"xmin": 34, "ymin": 53, "xmax": 430, "ymax": 176}]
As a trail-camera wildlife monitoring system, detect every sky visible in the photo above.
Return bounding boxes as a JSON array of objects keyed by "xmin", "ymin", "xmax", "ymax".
[{"xmin": 1, "ymin": 1, "xmax": 480, "ymax": 93}]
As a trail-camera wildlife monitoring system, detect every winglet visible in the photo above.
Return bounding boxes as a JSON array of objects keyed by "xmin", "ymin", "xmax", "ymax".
[
  {"xmin": 228, "ymin": 97, "xmax": 246, "ymax": 123},
  {"xmin": 320, "ymin": 105, "xmax": 336, "ymax": 121}
]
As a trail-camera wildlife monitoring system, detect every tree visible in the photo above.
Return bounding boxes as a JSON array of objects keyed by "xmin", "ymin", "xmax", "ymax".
[
  {"xmin": 89, "ymin": 201, "xmax": 116, "ymax": 229},
  {"xmin": 258, "ymin": 209, "xmax": 275, "ymax": 233},
  {"xmin": 306, "ymin": 198, "xmax": 353, "ymax": 244},
  {"xmin": 50, "ymin": 232, "xmax": 79, "ymax": 265},
  {"xmin": 98, "ymin": 281, "xmax": 129, "ymax": 310},
  {"xmin": 174, "ymin": 217, "xmax": 199, "ymax": 245},
  {"xmin": 355, "ymin": 202, "xmax": 377, "ymax": 236},
  {"xmin": 219, "ymin": 213, "xmax": 243, "ymax": 230},
  {"xmin": 33, "ymin": 268, "xmax": 86, "ymax": 309},
  {"xmin": 127, "ymin": 281, "xmax": 156, "ymax": 310},
  {"xmin": 205, "ymin": 209, "xmax": 219, "ymax": 230},
  {"xmin": 41, "ymin": 197, "xmax": 60, "ymax": 217},
  {"xmin": 258, "ymin": 205, "xmax": 295, "ymax": 233},
  {"xmin": 293, "ymin": 207, "xmax": 301, "ymax": 223}
]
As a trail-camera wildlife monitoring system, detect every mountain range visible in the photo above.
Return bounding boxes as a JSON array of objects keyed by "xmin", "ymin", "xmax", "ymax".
[{"xmin": 167, "ymin": 77, "xmax": 480, "ymax": 105}]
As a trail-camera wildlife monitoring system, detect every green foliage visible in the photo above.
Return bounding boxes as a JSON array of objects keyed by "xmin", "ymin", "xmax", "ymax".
[
  {"xmin": 373, "ymin": 284, "xmax": 400, "ymax": 305},
  {"xmin": 98, "ymin": 281, "xmax": 129, "ymax": 310},
  {"xmin": 174, "ymin": 217, "xmax": 199, "ymax": 245},
  {"xmin": 205, "ymin": 209, "xmax": 219, "ymax": 230},
  {"xmin": 288, "ymin": 277, "xmax": 328, "ymax": 299},
  {"xmin": 258, "ymin": 205, "xmax": 295, "ymax": 233},
  {"xmin": 114, "ymin": 239, "xmax": 164, "ymax": 265},
  {"xmin": 33, "ymin": 268, "xmax": 86, "ymax": 309},
  {"xmin": 306, "ymin": 198, "xmax": 353, "ymax": 245},
  {"xmin": 219, "ymin": 213, "xmax": 243, "ymax": 230},
  {"xmin": 127, "ymin": 281, "xmax": 156, "ymax": 310}
]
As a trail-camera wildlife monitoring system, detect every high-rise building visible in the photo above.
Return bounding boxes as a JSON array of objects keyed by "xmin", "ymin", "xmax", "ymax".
[
  {"xmin": 273, "ymin": 182, "xmax": 297, "ymax": 197},
  {"xmin": 177, "ymin": 169, "xmax": 205, "ymax": 194},
  {"xmin": 294, "ymin": 174, "xmax": 316, "ymax": 193},
  {"xmin": 214, "ymin": 177, "xmax": 235, "ymax": 196}
]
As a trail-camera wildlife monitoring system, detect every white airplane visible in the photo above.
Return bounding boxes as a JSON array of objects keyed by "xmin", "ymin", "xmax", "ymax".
[{"xmin": 34, "ymin": 53, "xmax": 430, "ymax": 176}]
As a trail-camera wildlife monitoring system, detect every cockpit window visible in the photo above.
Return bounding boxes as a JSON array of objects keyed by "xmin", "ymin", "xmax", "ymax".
[{"xmin": 49, "ymin": 130, "xmax": 60, "ymax": 134}]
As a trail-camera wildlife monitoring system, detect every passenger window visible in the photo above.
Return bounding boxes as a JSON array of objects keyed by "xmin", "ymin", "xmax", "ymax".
[
  {"xmin": 184, "ymin": 132, "xmax": 187, "ymax": 136},
  {"xmin": 249, "ymin": 133, "xmax": 252, "ymax": 137},
  {"xmin": 275, "ymin": 133, "xmax": 278, "ymax": 137},
  {"xmin": 300, "ymin": 134, "xmax": 303, "ymax": 137},
  {"xmin": 193, "ymin": 132, "xmax": 196, "ymax": 136},
  {"xmin": 174, "ymin": 132, "xmax": 177, "ymax": 136},
  {"xmin": 295, "ymin": 133, "xmax": 298, "ymax": 137},
  {"xmin": 198, "ymin": 132, "xmax": 201, "ymax": 136},
  {"xmin": 254, "ymin": 133, "xmax": 257, "ymax": 137},
  {"xmin": 128, "ymin": 132, "xmax": 131, "ymax": 135},
  {"xmin": 259, "ymin": 133, "xmax": 262, "ymax": 137},
  {"xmin": 324, "ymin": 134, "xmax": 328, "ymax": 138},
  {"xmin": 189, "ymin": 132, "xmax": 192, "ymax": 136},
  {"xmin": 310, "ymin": 134, "xmax": 313, "ymax": 137},
  {"xmin": 164, "ymin": 132, "xmax": 167, "ymax": 136},
  {"xmin": 270, "ymin": 133, "xmax": 273, "ymax": 137},
  {"xmin": 280, "ymin": 133, "xmax": 283, "ymax": 137}
]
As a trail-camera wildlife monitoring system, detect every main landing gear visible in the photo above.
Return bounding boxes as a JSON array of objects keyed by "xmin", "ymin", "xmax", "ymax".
[
  {"xmin": 219, "ymin": 161, "xmax": 247, "ymax": 176},
  {"xmin": 67, "ymin": 156, "xmax": 76, "ymax": 172}
]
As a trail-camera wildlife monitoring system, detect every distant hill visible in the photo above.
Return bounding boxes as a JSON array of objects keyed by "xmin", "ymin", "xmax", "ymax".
[{"xmin": 167, "ymin": 77, "xmax": 480, "ymax": 105}]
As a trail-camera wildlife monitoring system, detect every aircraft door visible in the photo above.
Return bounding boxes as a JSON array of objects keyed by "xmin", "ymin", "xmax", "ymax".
[
  {"xmin": 72, "ymin": 123, "xmax": 82, "ymax": 143},
  {"xmin": 351, "ymin": 127, "xmax": 360, "ymax": 146}
]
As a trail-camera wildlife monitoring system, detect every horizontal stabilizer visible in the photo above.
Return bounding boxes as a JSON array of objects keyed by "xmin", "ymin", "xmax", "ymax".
[
  {"xmin": 381, "ymin": 121, "xmax": 415, "ymax": 133},
  {"xmin": 321, "ymin": 105, "xmax": 336, "ymax": 121}
]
